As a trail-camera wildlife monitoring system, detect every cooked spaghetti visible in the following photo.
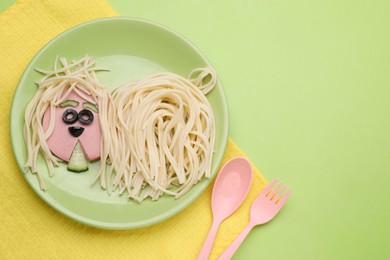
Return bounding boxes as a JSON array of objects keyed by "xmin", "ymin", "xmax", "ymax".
[
  {"xmin": 106, "ymin": 68, "xmax": 216, "ymax": 201},
  {"xmin": 24, "ymin": 56, "xmax": 217, "ymax": 202}
]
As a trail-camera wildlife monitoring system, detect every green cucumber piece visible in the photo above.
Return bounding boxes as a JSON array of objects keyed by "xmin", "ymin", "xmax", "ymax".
[
  {"xmin": 67, "ymin": 141, "xmax": 88, "ymax": 172},
  {"xmin": 59, "ymin": 99, "xmax": 79, "ymax": 108},
  {"xmin": 83, "ymin": 102, "xmax": 99, "ymax": 112}
]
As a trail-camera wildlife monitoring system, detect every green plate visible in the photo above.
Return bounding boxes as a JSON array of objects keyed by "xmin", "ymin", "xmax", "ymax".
[{"xmin": 10, "ymin": 17, "xmax": 228, "ymax": 229}]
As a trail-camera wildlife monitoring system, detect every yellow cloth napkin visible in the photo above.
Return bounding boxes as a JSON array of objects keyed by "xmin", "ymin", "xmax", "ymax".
[{"xmin": 0, "ymin": 0, "xmax": 268, "ymax": 259}]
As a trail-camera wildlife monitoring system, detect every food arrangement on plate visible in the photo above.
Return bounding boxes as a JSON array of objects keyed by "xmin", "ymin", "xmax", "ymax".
[
  {"xmin": 10, "ymin": 18, "xmax": 228, "ymax": 229},
  {"xmin": 24, "ymin": 55, "xmax": 217, "ymax": 202}
]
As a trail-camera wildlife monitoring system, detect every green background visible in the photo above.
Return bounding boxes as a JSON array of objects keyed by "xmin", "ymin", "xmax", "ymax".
[{"xmin": 2, "ymin": 0, "xmax": 390, "ymax": 259}]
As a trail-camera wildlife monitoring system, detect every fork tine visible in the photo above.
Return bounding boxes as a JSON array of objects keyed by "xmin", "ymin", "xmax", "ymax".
[
  {"xmin": 258, "ymin": 178, "xmax": 278, "ymax": 198},
  {"xmin": 276, "ymin": 189, "xmax": 292, "ymax": 208},
  {"xmin": 272, "ymin": 184, "xmax": 287, "ymax": 202},
  {"xmin": 268, "ymin": 182, "xmax": 282, "ymax": 200}
]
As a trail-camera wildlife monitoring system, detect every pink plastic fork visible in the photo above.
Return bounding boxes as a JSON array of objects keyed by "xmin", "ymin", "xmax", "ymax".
[{"xmin": 218, "ymin": 179, "xmax": 291, "ymax": 260}]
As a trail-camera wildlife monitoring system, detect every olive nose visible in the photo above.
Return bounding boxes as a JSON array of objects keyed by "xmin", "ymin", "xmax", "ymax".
[{"xmin": 68, "ymin": 126, "xmax": 85, "ymax": 137}]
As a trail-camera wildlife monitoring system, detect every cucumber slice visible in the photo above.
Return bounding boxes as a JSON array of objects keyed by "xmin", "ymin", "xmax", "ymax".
[
  {"xmin": 59, "ymin": 99, "xmax": 79, "ymax": 108},
  {"xmin": 83, "ymin": 102, "xmax": 99, "ymax": 112},
  {"xmin": 67, "ymin": 141, "xmax": 88, "ymax": 172}
]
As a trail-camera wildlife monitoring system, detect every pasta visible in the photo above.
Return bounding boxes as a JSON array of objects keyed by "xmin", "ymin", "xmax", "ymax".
[
  {"xmin": 107, "ymin": 69, "xmax": 216, "ymax": 201},
  {"xmin": 24, "ymin": 55, "xmax": 217, "ymax": 202}
]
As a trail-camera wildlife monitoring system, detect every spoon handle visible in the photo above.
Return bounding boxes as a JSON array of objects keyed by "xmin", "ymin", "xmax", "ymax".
[
  {"xmin": 218, "ymin": 223, "xmax": 254, "ymax": 260},
  {"xmin": 197, "ymin": 220, "xmax": 221, "ymax": 260}
]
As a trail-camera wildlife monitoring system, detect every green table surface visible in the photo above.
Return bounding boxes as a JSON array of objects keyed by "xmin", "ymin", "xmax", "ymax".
[{"xmin": 2, "ymin": 0, "xmax": 390, "ymax": 259}]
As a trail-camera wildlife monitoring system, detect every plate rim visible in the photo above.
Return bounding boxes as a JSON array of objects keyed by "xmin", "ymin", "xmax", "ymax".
[{"xmin": 10, "ymin": 17, "xmax": 229, "ymax": 229}]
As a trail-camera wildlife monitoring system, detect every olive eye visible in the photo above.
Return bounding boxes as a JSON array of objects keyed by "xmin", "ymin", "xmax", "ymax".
[
  {"xmin": 78, "ymin": 109, "xmax": 94, "ymax": 125},
  {"xmin": 62, "ymin": 109, "xmax": 78, "ymax": 124}
]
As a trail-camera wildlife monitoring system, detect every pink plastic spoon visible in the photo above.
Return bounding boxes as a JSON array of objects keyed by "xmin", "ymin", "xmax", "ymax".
[{"xmin": 197, "ymin": 157, "xmax": 253, "ymax": 260}]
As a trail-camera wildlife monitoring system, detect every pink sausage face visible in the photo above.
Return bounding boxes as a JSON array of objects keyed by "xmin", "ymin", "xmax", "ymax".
[{"xmin": 42, "ymin": 91, "xmax": 101, "ymax": 162}]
